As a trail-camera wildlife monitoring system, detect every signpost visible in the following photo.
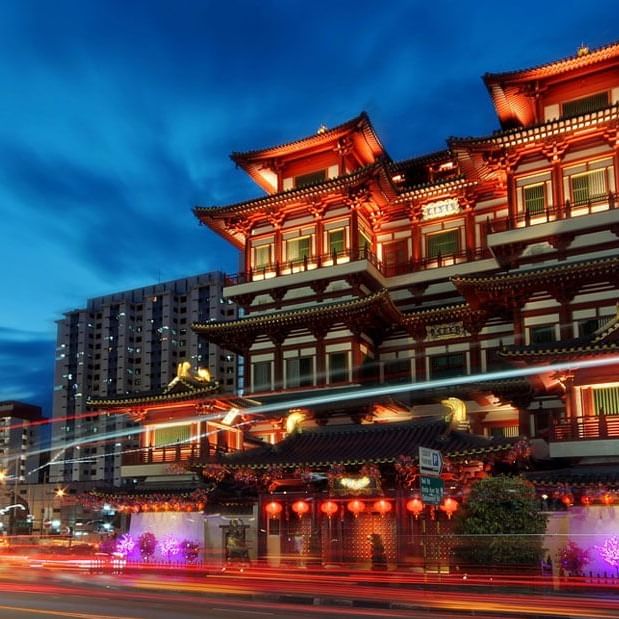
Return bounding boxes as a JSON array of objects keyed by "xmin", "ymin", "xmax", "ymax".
[
  {"xmin": 420, "ymin": 476, "xmax": 444, "ymax": 505},
  {"xmin": 419, "ymin": 446, "xmax": 444, "ymax": 505}
]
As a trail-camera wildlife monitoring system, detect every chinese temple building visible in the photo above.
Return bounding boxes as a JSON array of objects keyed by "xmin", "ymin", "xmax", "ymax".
[{"xmin": 88, "ymin": 42, "xmax": 619, "ymax": 568}]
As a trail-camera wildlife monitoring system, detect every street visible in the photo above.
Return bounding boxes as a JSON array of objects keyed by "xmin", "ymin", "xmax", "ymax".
[{"xmin": 0, "ymin": 564, "xmax": 618, "ymax": 619}]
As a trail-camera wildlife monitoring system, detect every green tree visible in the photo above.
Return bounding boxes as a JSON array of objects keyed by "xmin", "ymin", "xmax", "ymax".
[{"xmin": 454, "ymin": 476, "xmax": 547, "ymax": 567}]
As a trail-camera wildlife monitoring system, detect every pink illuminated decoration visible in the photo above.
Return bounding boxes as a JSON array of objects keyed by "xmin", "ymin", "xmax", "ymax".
[
  {"xmin": 265, "ymin": 500, "xmax": 283, "ymax": 518},
  {"xmin": 116, "ymin": 534, "xmax": 136, "ymax": 556},
  {"xmin": 599, "ymin": 536, "xmax": 619, "ymax": 570},
  {"xmin": 373, "ymin": 499, "xmax": 392, "ymax": 516},
  {"xmin": 320, "ymin": 500, "xmax": 338, "ymax": 518},
  {"xmin": 406, "ymin": 497, "xmax": 424, "ymax": 519},
  {"xmin": 292, "ymin": 499, "xmax": 310, "ymax": 518},
  {"xmin": 439, "ymin": 497, "xmax": 459, "ymax": 519},
  {"xmin": 347, "ymin": 499, "xmax": 365, "ymax": 517}
]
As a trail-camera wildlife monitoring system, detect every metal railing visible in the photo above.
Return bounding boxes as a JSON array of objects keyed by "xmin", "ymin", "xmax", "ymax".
[
  {"xmin": 225, "ymin": 245, "xmax": 494, "ymax": 285},
  {"xmin": 486, "ymin": 192, "xmax": 616, "ymax": 234},
  {"xmin": 551, "ymin": 414, "xmax": 619, "ymax": 442}
]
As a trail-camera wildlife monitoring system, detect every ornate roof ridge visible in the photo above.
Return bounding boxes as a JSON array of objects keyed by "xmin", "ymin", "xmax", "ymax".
[
  {"xmin": 230, "ymin": 112, "xmax": 385, "ymax": 161},
  {"xmin": 483, "ymin": 40, "xmax": 619, "ymax": 83},
  {"xmin": 449, "ymin": 102, "xmax": 619, "ymax": 147},
  {"xmin": 194, "ymin": 159, "xmax": 385, "ymax": 217},
  {"xmin": 389, "ymin": 149, "xmax": 452, "ymax": 171},
  {"xmin": 452, "ymin": 255, "xmax": 619, "ymax": 286},
  {"xmin": 393, "ymin": 176, "xmax": 476, "ymax": 201},
  {"xmin": 87, "ymin": 382, "xmax": 220, "ymax": 408},
  {"xmin": 193, "ymin": 289, "xmax": 395, "ymax": 331}
]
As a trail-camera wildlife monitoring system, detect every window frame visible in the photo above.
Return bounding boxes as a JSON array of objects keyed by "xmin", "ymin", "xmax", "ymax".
[
  {"xmin": 285, "ymin": 355, "xmax": 314, "ymax": 388},
  {"xmin": 570, "ymin": 169, "xmax": 607, "ymax": 205},
  {"xmin": 523, "ymin": 182, "xmax": 546, "ymax": 216},
  {"xmin": 286, "ymin": 235, "xmax": 312, "ymax": 262},
  {"xmin": 294, "ymin": 169, "xmax": 327, "ymax": 188},
  {"xmin": 429, "ymin": 352, "xmax": 466, "ymax": 380},
  {"xmin": 328, "ymin": 351, "xmax": 349, "ymax": 384},
  {"xmin": 426, "ymin": 228, "xmax": 460, "ymax": 259},
  {"xmin": 529, "ymin": 324, "xmax": 556, "ymax": 345}
]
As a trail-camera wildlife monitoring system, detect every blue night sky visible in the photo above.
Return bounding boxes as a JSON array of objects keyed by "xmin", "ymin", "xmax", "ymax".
[{"xmin": 0, "ymin": 0, "xmax": 617, "ymax": 415}]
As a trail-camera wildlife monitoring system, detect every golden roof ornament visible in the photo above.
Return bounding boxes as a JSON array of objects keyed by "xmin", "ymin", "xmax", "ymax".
[
  {"xmin": 442, "ymin": 397, "xmax": 469, "ymax": 431},
  {"xmin": 577, "ymin": 43, "xmax": 590, "ymax": 57},
  {"xmin": 317, "ymin": 123, "xmax": 328, "ymax": 134},
  {"xmin": 166, "ymin": 361, "xmax": 212, "ymax": 390}
]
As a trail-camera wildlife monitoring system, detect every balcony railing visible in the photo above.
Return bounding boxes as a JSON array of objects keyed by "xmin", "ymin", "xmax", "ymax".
[
  {"xmin": 121, "ymin": 442, "xmax": 237, "ymax": 466},
  {"xmin": 551, "ymin": 414, "xmax": 619, "ymax": 442},
  {"xmin": 225, "ymin": 245, "xmax": 493, "ymax": 286},
  {"xmin": 487, "ymin": 192, "xmax": 617, "ymax": 234}
]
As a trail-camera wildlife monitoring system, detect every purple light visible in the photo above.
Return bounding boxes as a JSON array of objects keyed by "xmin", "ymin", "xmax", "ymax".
[
  {"xmin": 598, "ymin": 536, "xmax": 619, "ymax": 570},
  {"xmin": 116, "ymin": 534, "xmax": 136, "ymax": 556}
]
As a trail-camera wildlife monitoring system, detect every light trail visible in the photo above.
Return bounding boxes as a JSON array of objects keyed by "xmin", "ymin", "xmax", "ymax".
[{"xmin": 10, "ymin": 354, "xmax": 619, "ymax": 479}]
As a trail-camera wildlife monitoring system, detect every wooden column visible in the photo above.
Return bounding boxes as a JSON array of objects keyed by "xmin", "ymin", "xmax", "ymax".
[
  {"xmin": 464, "ymin": 209, "xmax": 476, "ymax": 259},
  {"xmin": 272, "ymin": 334, "xmax": 286, "ymax": 391},
  {"xmin": 552, "ymin": 161, "xmax": 564, "ymax": 218},
  {"xmin": 350, "ymin": 209, "xmax": 359, "ymax": 259},
  {"xmin": 506, "ymin": 169, "xmax": 517, "ymax": 228},
  {"xmin": 512, "ymin": 305, "xmax": 524, "ymax": 347},
  {"xmin": 410, "ymin": 209, "xmax": 422, "ymax": 266},
  {"xmin": 274, "ymin": 228, "xmax": 283, "ymax": 268}
]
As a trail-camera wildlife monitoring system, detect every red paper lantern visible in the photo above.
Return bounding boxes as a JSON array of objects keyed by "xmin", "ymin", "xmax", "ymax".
[
  {"xmin": 292, "ymin": 499, "xmax": 310, "ymax": 517},
  {"xmin": 580, "ymin": 495, "xmax": 592, "ymax": 506},
  {"xmin": 601, "ymin": 492, "xmax": 615, "ymax": 506},
  {"xmin": 373, "ymin": 499, "xmax": 392, "ymax": 516},
  {"xmin": 265, "ymin": 500, "xmax": 283, "ymax": 517},
  {"xmin": 561, "ymin": 494, "xmax": 574, "ymax": 507},
  {"xmin": 320, "ymin": 500, "xmax": 338, "ymax": 518},
  {"xmin": 347, "ymin": 499, "xmax": 365, "ymax": 517},
  {"xmin": 439, "ymin": 497, "xmax": 459, "ymax": 519},
  {"xmin": 405, "ymin": 497, "xmax": 424, "ymax": 518}
]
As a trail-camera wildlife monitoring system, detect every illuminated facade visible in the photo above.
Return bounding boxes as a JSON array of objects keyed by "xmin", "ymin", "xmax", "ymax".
[
  {"xmin": 87, "ymin": 43, "xmax": 619, "ymax": 568},
  {"xmin": 195, "ymin": 43, "xmax": 619, "ymax": 451}
]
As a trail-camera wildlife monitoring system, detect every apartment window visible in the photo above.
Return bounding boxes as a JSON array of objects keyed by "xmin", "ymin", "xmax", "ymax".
[
  {"xmin": 593, "ymin": 386, "xmax": 619, "ymax": 416},
  {"xmin": 294, "ymin": 169, "xmax": 326, "ymax": 188},
  {"xmin": 328, "ymin": 229, "xmax": 346, "ymax": 256},
  {"xmin": 570, "ymin": 169, "xmax": 607, "ymax": 205},
  {"xmin": 328, "ymin": 352, "xmax": 349, "ymax": 384},
  {"xmin": 254, "ymin": 245, "xmax": 271, "ymax": 268},
  {"xmin": 523, "ymin": 183, "xmax": 545, "ymax": 216},
  {"xmin": 253, "ymin": 361, "xmax": 271, "ymax": 392},
  {"xmin": 427, "ymin": 229, "xmax": 459, "ymax": 259},
  {"xmin": 286, "ymin": 356, "xmax": 313, "ymax": 388},
  {"xmin": 429, "ymin": 352, "xmax": 466, "ymax": 379},
  {"xmin": 562, "ymin": 92, "xmax": 609, "ymax": 118},
  {"xmin": 529, "ymin": 325, "xmax": 555, "ymax": 345},
  {"xmin": 286, "ymin": 236, "xmax": 311, "ymax": 262}
]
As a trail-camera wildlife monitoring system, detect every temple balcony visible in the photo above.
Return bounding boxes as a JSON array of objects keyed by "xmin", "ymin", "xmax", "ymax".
[
  {"xmin": 121, "ymin": 442, "xmax": 238, "ymax": 478},
  {"xmin": 549, "ymin": 414, "xmax": 619, "ymax": 458},
  {"xmin": 224, "ymin": 246, "xmax": 496, "ymax": 302},
  {"xmin": 486, "ymin": 193, "xmax": 619, "ymax": 254}
]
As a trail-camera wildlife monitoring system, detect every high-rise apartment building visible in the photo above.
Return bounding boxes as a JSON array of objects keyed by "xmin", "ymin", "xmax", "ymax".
[{"xmin": 51, "ymin": 272, "xmax": 237, "ymax": 485}]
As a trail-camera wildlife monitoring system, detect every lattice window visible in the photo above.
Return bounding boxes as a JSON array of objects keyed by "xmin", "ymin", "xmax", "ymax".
[
  {"xmin": 571, "ymin": 169, "xmax": 607, "ymax": 205},
  {"xmin": 523, "ymin": 183, "xmax": 545, "ymax": 216},
  {"xmin": 562, "ymin": 92, "xmax": 609, "ymax": 118},
  {"xmin": 328, "ymin": 229, "xmax": 345, "ymax": 255},
  {"xmin": 294, "ymin": 169, "xmax": 326, "ymax": 188},
  {"xmin": 427, "ymin": 229, "xmax": 459, "ymax": 259},
  {"xmin": 286, "ymin": 356, "xmax": 313, "ymax": 388},
  {"xmin": 152, "ymin": 425, "xmax": 190, "ymax": 447},
  {"xmin": 286, "ymin": 236, "xmax": 311, "ymax": 262},
  {"xmin": 593, "ymin": 386, "xmax": 619, "ymax": 416}
]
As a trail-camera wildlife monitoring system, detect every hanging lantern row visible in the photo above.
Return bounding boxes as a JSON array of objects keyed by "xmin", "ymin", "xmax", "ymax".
[
  {"xmin": 265, "ymin": 498, "xmax": 460, "ymax": 519},
  {"xmin": 405, "ymin": 496, "xmax": 459, "ymax": 520},
  {"xmin": 579, "ymin": 492, "xmax": 616, "ymax": 507}
]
